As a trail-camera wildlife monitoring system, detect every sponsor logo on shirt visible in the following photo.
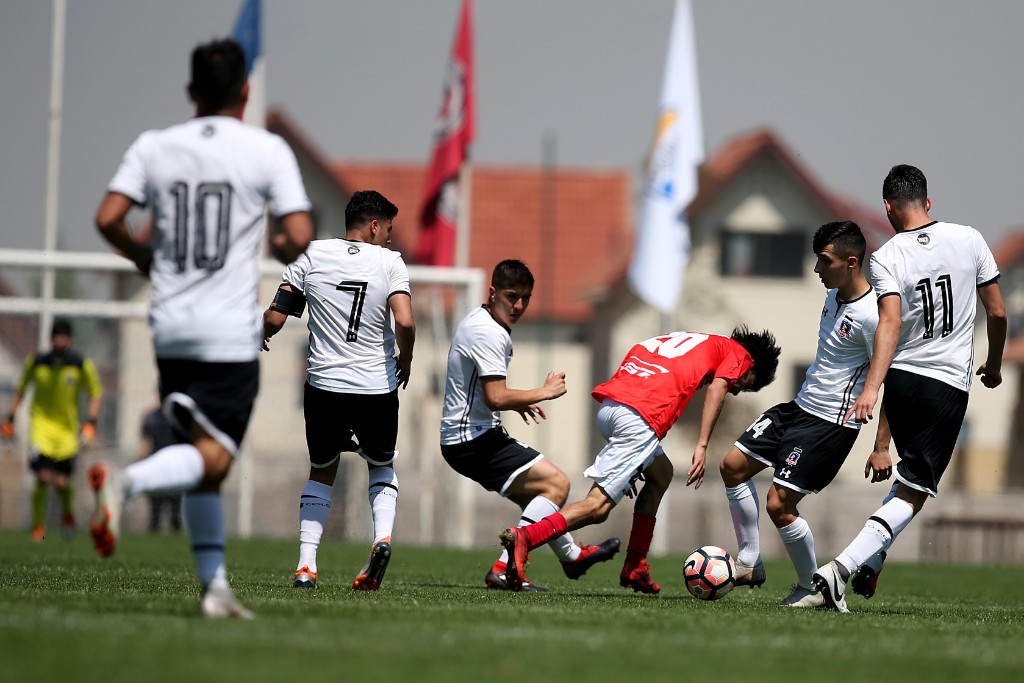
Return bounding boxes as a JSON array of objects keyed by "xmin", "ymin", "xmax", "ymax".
[{"xmin": 916, "ymin": 233, "xmax": 930, "ymax": 245}]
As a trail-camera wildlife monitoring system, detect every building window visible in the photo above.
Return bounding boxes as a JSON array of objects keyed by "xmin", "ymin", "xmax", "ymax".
[{"xmin": 720, "ymin": 230, "xmax": 805, "ymax": 278}]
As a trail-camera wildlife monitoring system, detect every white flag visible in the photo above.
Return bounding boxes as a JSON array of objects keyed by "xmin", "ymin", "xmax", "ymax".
[
  {"xmin": 232, "ymin": 0, "xmax": 265, "ymax": 128},
  {"xmin": 628, "ymin": 0, "xmax": 704, "ymax": 315}
]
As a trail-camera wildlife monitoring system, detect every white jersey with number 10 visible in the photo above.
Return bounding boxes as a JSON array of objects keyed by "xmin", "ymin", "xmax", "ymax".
[{"xmin": 107, "ymin": 116, "xmax": 311, "ymax": 362}]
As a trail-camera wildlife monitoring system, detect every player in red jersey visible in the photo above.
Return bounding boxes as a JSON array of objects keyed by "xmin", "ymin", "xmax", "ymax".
[{"xmin": 500, "ymin": 327, "xmax": 780, "ymax": 592}]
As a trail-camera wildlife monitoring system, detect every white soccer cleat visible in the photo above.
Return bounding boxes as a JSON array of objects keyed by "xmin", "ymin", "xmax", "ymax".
[
  {"xmin": 812, "ymin": 561, "xmax": 850, "ymax": 613},
  {"xmin": 199, "ymin": 584, "xmax": 254, "ymax": 620},
  {"xmin": 778, "ymin": 584, "xmax": 825, "ymax": 608},
  {"xmin": 733, "ymin": 561, "xmax": 767, "ymax": 588},
  {"xmin": 87, "ymin": 461, "xmax": 122, "ymax": 558}
]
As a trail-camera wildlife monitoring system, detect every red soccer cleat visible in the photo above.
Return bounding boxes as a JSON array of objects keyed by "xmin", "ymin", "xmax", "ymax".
[
  {"xmin": 620, "ymin": 559, "xmax": 661, "ymax": 594},
  {"xmin": 498, "ymin": 527, "xmax": 530, "ymax": 592}
]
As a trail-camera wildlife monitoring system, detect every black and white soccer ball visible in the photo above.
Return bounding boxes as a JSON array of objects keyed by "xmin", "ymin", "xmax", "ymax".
[{"xmin": 683, "ymin": 545, "xmax": 736, "ymax": 600}]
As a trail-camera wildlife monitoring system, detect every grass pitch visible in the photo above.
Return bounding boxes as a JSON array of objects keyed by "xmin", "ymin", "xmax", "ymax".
[{"xmin": 1, "ymin": 529, "xmax": 1022, "ymax": 683}]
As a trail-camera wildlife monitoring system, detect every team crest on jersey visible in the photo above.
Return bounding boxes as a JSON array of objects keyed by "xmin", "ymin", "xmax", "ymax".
[
  {"xmin": 838, "ymin": 318, "xmax": 853, "ymax": 339},
  {"xmin": 785, "ymin": 447, "xmax": 802, "ymax": 467},
  {"xmin": 348, "ymin": 245, "xmax": 360, "ymax": 255},
  {"xmin": 916, "ymin": 233, "xmax": 930, "ymax": 245}
]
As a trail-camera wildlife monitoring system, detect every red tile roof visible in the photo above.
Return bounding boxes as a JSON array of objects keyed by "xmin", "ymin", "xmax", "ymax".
[
  {"xmin": 334, "ymin": 162, "xmax": 631, "ymax": 321},
  {"xmin": 693, "ymin": 129, "xmax": 894, "ymax": 251},
  {"xmin": 993, "ymin": 230, "xmax": 1024, "ymax": 270}
]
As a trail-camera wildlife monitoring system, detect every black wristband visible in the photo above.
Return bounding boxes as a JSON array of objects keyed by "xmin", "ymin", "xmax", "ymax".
[
  {"xmin": 84, "ymin": 418, "xmax": 97, "ymax": 427},
  {"xmin": 5, "ymin": 413, "xmax": 13, "ymax": 423}
]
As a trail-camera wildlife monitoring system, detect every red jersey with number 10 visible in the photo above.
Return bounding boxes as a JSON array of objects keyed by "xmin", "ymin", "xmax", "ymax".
[{"xmin": 592, "ymin": 332, "xmax": 753, "ymax": 439}]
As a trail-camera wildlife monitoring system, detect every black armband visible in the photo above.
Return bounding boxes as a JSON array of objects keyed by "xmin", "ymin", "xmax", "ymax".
[{"xmin": 270, "ymin": 283, "xmax": 307, "ymax": 317}]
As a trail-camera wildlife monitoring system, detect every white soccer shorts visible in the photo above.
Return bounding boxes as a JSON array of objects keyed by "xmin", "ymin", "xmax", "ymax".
[{"xmin": 584, "ymin": 399, "xmax": 665, "ymax": 503}]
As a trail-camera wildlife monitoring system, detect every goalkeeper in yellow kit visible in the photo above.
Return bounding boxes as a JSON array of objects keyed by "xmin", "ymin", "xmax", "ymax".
[{"xmin": 1, "ymin": 319, "xmax": 102, "ymax": 540}]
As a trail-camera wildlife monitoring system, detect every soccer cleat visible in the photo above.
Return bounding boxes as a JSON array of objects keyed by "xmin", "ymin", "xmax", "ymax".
[
  {"xmin": 352, "ymin": 540, "xmax": 392, "ymax": 591},
  {"xmin": 734, "ymin": 561, "xmax": 767, "ymax": 588},
  {"xmin": 561, "ymin": 537, "xmax": 621, "ymax": 580},
  {"xmin": 498, "ymin": 527, "xmax": 530, "ymax": 592},
  {"xmin": 31, "ymin": 526, "xmax": 45, "ymax": 542},
  {"xmin": 62, "ymin": 513, "xmax": 76, "ymax": 540},
  {"xmin": 483, "ymin": 565, "xmax": 548, "ymax": 593},
  {"xmin": 812, "ymin": 561, "xmax": 850, "ymax": 613},
  {"xmin": 87, "ymin": 461, "xmax": 121, "ymax": 558},
  {"xmin": 619, "ymin": 559, "xmax": 661, "ymax": 594},
  {"xmin": 851, "ymin": 560, "xmax": 884, "ymax": 600},
  {"xmin": 484, "ymin": 562, "xmax": 548, "ymax": 592},
  {"xmin": 778, "ymin": 584, "xmax": 825, "ymax": 608},
  {"xmin": 293, "ymin": 566, "xmax": 317, "ymax": 589},
  {"xmin": 199, "ymin": 583, "xmax": 254, "ymax": 620}
]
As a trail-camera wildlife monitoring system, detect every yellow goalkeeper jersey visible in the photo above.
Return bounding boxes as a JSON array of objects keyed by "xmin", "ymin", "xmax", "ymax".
[{"xmin": 17, "ymin": 351, "xmax": 102, "ymax": 459}]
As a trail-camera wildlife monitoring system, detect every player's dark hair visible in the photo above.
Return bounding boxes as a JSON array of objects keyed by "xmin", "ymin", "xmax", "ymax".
[
  {"xmin": 730, "ymin": 325, "xmax": 779, "ymax": 392},
  {"xmin": 882, "ymin": 164, "xmax": 928, "ymax": 208},
  {"xmin": 345, "ymin": 190, "xmax": 399, "ymax": 229},
  {"xmin": 813, "ymin": 221, "xmax": 866, "ymax": 264},
  {"xmin": 491, "ymin": 259, "xmax": 535, "ymax": 290},
  {"xmin": 51, "ymin": 318, "xmax": 73, "ymax": 337},
  {"xmin": 190, "ymin": 39, "xmax": 247, "ymax": 113}
]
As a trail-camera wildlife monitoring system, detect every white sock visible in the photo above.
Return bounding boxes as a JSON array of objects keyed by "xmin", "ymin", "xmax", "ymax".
[
  {"xmin": 778, "ymin": 517, "xmax": 816, "ymax": 589},
  {"xmin": 836, "ymin": 497, "xmax": 915, "ymax": 573},
  {"xmin": 123, "ymin": 444, "xmax": 204, "ymax": 498},
  {"xmin": 521, "ymin": 496, "xmax": 581, "ymax": 562},
  {"xmin": 856, "ymin": 484, "xmax": 896, "ymax": 574},
  {"xmin": 725, "ymin": 481, "xmax": 760, "ymax": 567},
  {"xmin": 298, "ymin": 480, "xmax": 332, "ymax": 573},
  {"xmin": 184, "ymin": 492, "xmax": 228, "ymax": 593},
  {"xmin": 367, "ymin": 467, "xmax": 398, "ymax": 544}
]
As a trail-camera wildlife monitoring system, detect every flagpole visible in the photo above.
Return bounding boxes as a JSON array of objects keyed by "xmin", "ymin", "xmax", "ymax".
[
  {"xmin": 40, "ymin": 0, "xmax": 67, "ymax": 348},
  {"xmin": 454, "ymin": 163, "xmax": 471, "ymax": 268}
]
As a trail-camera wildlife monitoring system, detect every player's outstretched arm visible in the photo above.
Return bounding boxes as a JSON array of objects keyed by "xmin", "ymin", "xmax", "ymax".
[
  {"xmin": 389, "ymin": 293, "xmax": 416, "ymax": 389},
  {"xmin": 976, "ymin": 282, "xmax": 1007, "ymax": 389},
  {"xmin": 864, "ymin": 403, "xmax": 893, "ymax": 483},
  {"xmin": 95, "ymin": 192, "xmax": 153, "ymax": 276},
  {"xmin": 687, "ymin": 377, "xmax": 731, "ymax": 490},
  {"xmin": 846, "ymin": 295, "xmax": 901, "ymax": 424},
  {"xmin": 482, "ymin": 371, "xmax": 566, "ymax": 423},
  {"xmin": 270, "ymin": 211, "xmax": 314, "ymax": 264}
]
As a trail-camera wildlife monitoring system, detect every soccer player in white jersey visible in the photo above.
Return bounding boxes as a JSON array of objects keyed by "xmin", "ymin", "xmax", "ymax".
[
  {"xmin": 91, "ymin": 39, "xmax": 314, "ymax": 618},
  {"xmin": 719, "ymin": 221, "xmax": 880, "ymax": 608},
  {"xmin": 262, "ymin": 190, "xmax": 415, "ymax": 592},
  {"xmin": 814, "ymin": 165, "xmax": 1007, "ymax": 612},
  {"xmin": 440, "ymin": 259, "xmax": 620, "ymax": 591}
]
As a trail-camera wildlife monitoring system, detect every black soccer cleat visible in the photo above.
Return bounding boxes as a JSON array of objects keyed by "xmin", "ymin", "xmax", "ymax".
[
  {"xmin": 352, "ymin": 540, "xmax": 391, "ymax": 591},
  {"xmin": 851, "ymin": 564, "xmax": 881, "ymax": 599},
  {"xmin": 561, "ymin": 538, "xmax": 621, "ymax": 580},
  {"xmin": 484, "ymin": 568, "xmax": 548, "ymax": 592}
]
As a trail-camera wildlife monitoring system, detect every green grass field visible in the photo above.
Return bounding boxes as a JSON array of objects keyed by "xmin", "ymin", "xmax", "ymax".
[{"xmin": 1, "ymin": 529, "xmax": 1022, "ymax": 683}]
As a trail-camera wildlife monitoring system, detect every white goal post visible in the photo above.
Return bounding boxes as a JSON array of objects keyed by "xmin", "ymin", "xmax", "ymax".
[{"xmin": 0, "ymin": 247, "xmax": 485, "ymax": 543}]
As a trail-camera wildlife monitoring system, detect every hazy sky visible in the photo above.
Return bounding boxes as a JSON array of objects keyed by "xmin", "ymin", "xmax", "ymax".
[{"xmin": 2, "ymin": 0, "xmax": 1022, "ymax": 261}]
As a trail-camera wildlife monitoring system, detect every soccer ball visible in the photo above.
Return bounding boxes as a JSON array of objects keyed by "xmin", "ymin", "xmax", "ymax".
[{"xmin": 683, "ymin": 545, "xmax": 736, "ymax": 600}]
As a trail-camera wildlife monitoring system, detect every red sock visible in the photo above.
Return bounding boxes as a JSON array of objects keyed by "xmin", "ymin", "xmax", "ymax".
[
  {"xmin": 521, "ymin": 512, "xmax": 568, "ymax": 550},
  {"xmin": 624, "ymin": 513, "xmax": 656, "ymax": 570}
]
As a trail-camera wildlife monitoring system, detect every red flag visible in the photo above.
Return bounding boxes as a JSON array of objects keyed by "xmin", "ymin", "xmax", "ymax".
[{"xmin": 415, "ymin": 0, "xmax": 475, "ymax": 266}]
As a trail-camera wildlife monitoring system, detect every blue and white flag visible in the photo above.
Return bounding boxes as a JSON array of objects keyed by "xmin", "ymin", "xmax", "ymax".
[
  {"xmin": 627, "ymin": 0, "xmax": 704, "ymax": 315},
  {"xmin": 232, "ymin": 0, "xmax": 264, "ymax": 128}
]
